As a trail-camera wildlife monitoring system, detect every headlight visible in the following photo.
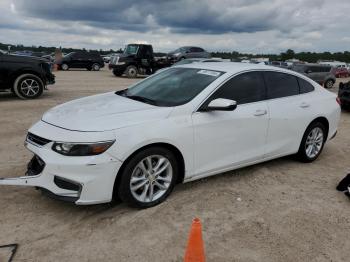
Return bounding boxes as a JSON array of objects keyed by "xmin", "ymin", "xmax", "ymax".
[{"xmin": 52, "ymin": 141, "xmax": 115, "ymax": 156}]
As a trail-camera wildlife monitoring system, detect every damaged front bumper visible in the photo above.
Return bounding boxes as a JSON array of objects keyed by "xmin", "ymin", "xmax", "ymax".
[{"xmin": 0, "ymin": 134, "xmax": 122, "ymax": 205}]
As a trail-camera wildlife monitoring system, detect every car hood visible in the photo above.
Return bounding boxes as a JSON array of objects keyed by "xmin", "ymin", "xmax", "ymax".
[{"xmin": 42, "ymin": 92, "xmax": 173, "ymax": 132}]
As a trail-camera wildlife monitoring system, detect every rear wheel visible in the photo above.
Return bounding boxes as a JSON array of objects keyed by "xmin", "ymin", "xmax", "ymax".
[
  {"xmin": 13, "ymin": 74, "xmax": 44, "ymax": 99},
  {"xmin": 125, "ymin": 65, "xmax": 138, "ymax": 78},
  {"xmin": 297, "ymin": 122, "xmax": 326, "ymax": 162},
  {"xmin": 117, "ymin": 147, "xmax": 178, "ymax": 208},
  {"xmin": 61, "ymin": 63, "xmax": 69, "ymax": 71},
  {"xmin": 324, "ymin": 79, "xmax": 334, "ymax": 89}
]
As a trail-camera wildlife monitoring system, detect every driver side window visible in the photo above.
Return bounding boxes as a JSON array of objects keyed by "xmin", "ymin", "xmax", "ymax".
[{"xmin": 203, "ymin": 71, "xmax": 266, "ymax": 107}]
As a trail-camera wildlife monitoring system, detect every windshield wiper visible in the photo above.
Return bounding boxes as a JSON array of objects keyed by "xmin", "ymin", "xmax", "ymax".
[
  {"xmin": 115, "ymin": 89, "xmax": 128, "ymax": 96},
  {"xmin": 125, "ymin": 95, "xmax": 158, "ymax": 106},
  {"xmin": 116, "ymin": 89, "xmax": 159, "ymax": 106}
]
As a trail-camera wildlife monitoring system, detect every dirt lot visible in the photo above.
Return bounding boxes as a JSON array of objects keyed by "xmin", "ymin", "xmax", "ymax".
[{"xmin": 0, "ymin": 67, "xmax": 349, "ymax": 262}]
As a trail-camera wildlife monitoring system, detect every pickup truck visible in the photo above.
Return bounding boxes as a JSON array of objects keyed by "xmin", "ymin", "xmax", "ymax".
[{"xmin": 108, "ymin": 44, "xmax": 170, "ymax": 78}]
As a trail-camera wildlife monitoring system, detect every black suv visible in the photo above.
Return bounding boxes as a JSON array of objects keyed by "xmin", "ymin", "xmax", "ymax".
[
  {"xmin": 56, "ymin": 51, "xmax": 104, "ymax": 71},
  {"xmin": 0, "ymin": 53, "xmax": 55, "ymax": 99},
  {"xmin": 338, "ymin": 81, "xmax": 350, "ymax": 110}
]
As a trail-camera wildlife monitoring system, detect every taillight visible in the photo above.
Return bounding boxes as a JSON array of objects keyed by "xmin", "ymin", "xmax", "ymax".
[{"xmin": 336, "ymin": 97, "xmax": 341, "ymax": 105}]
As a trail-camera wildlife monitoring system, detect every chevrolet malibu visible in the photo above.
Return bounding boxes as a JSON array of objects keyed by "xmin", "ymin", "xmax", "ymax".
[{"xmin": 0, "ymin": 63, "xmax": 340, "ymax": 208}]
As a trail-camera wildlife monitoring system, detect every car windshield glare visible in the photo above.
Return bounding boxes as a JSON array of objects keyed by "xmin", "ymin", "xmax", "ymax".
[{"xmin": 119, "ymin": 68, "xmax": 224, "ymax": 107}]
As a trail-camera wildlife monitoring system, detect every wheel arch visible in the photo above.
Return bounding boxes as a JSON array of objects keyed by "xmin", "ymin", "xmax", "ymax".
[
  {"xmin": 112, "ymin": 142, "xmax": 185, "ymax": 200},
  {"xmin": 308, "ymin": 116, "xmax": 329, "ymax": 139},
  {"xmin": 10, "ymin": 69, "xmax": 44, "ymax": 86}
]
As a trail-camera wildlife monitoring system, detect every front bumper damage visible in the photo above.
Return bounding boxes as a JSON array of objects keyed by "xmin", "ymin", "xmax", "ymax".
[{"xmin": 0, "ymin": 133, "xmax": 122, "ymax": 205}]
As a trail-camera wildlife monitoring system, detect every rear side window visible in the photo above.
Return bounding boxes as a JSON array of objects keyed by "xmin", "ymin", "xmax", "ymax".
[
  {"xmin": 208, "ymin": 71, "xmax": 266, "ymax": 105},
  {"xmin": 264, "ymin": 72, "xmax": 299, "ymax": 99},
  {"xmin": 298, "ymin": 78, "xmax": 315, "ymax": 94}
]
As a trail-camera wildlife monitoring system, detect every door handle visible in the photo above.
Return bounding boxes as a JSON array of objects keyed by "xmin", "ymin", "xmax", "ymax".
[
  {"xmin": 254, "ymin": 109, "xmax": 267, "ymax": 116},
  {"xmin": 300, "ymin": 102, "xmax": 310, "ymax": 108}
]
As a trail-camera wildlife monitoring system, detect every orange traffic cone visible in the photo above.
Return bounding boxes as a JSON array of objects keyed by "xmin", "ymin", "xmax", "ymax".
[{"xmin": 184, "ymin": 218, "xmax": 205, "ymax": 262}]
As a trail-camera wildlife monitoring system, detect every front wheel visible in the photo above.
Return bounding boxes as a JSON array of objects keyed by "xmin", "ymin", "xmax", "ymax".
[
  {"xmin": 297, "ymin": 122, "xmax": 326, "ymax": 162},
  {"xmin": 324, "ymin": 79, "xmax": 334, "ymax": 89},
  {"xmin": 125, "ymin": 65, "xmax": 138, "ymax": 78},
  {"xmin": 92, "ymin": 63, "xmax": 101, "ymax": 71},
  {"xmin": 117, "ymin": 147, "xmax": 178, "ymax": 208},
  {"xmin": 13, "ymin": 74, "xmax": 44, "ymax": 99}
]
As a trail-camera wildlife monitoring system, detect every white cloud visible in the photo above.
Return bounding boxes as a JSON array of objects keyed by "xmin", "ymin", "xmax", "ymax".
[{"xmin": 0, "ymin": 0, "xmax": 349, "ymax": 53}]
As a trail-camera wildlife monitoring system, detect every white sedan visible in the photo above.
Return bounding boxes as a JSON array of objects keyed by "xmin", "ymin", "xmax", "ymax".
[{"xmin": 0, "ymin": 63, "xmax": 341, "ymax": 207}]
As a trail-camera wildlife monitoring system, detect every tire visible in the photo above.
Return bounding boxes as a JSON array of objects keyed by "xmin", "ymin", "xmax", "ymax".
[
  {"xmin": 92, "ymin": 63, "xmax": 101, "ymax": 71},
  {"xmin": 117, "ymin": 147, "xmax": 178, "ymax": 208},
  {"xmin": 297, "ymin": 122, "xmax": 327, "ymax": 162},
  {"xmin": 125, "ymin": 65, "xmax": 138, "ymax": 78},
  {"xmin": 13, "ymin": 74, "xmax": 44, "ymax": 99},
  {"xmin": 61, "ymin": 63, "xmax": 69, "ymax": 71},
  {"xmin": 324, "ymin": 79, "xmax": 334, "ymax": 89},
  {"xmin": 113, "ymin": 69, "xmax": 123, "ymax": 77}
]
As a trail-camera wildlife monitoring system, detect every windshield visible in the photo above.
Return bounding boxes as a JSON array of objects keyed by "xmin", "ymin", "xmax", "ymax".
[
  {"xmin": 124, "ymin": 45, "xmax": 139, "ymax": 55},
  {"xmin": 117, "ymin": 68, "xmax": 224, "ymax": 107},
  {"xmin": 173, "ymin": 59, "xmax": 199, "ymax": 66}
]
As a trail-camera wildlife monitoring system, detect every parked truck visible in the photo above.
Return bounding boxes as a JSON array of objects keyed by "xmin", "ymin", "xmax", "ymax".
[{"xmin": 108, "ymin": 44, "xmax": 170, "ymax": 78}]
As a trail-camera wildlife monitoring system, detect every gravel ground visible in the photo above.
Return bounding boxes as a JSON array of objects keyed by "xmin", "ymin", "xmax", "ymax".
[{"xmin": 0, "ymin": 67, "xmax": 349, "ymax": 262}]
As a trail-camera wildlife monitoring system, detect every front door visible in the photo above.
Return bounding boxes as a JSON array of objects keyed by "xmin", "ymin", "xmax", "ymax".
[{"xmin": 192, "ymin": 71, "xmax": 269, "ymax": 177}]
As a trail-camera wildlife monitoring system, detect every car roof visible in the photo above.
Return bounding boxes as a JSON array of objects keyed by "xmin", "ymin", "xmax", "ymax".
[{"xmin": 175, "ymin": 62, "xmax": 292, "ymax": 74}]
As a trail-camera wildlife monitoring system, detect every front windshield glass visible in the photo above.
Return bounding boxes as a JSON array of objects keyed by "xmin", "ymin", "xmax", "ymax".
[
  {"xmin": 173, "ymin": 59, "xmax": 198, "ymax": 66},
  {"xmin": 124, "ymin": 45, "xmax": 139, "ymax": 55},
  {"xmin": 117, "ymin": 68, "xmax": 224, "ymax": 107}
]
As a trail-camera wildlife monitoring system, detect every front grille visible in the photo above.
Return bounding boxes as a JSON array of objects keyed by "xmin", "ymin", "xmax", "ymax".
[
  {"xmin": 110, "ymin": 56, "xmax": 119, "ymax": 65},
  {"xmin": 26, "ymin": 132, "xmax": 51, "ymax": 146},
  {"xmin": 27, "ymin": 155, "xmax": 45, "ymax": 176},
  {"xmin": 54, "ymin": 176, "xmax": 81, "ymax": 192}
]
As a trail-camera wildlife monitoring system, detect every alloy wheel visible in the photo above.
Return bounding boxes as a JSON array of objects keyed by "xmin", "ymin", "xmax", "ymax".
[
  {"xmin": 20, "ymin": 79, "xmax": 40, "ymax": 97},
  {"xmin": 130, "ymin": 155, "xmax": 173, "ymax": 203},
  {"xmin": 305, "ymin": 127, "xmax": 324, "ymax": 159}
]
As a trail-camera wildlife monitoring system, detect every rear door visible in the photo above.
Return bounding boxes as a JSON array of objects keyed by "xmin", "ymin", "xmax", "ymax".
[
  {"xmin": 70, "ymin": 52, "xmax": 86, "ymax": 68},
  {"xmin": 306, "ymin": 66, "xmax": 323, "ymax": 83},
  {"xmin": 264, "ymin": 71, "xmax": 315, "ymax": 157},
  {"xmin": 192, "ymin": 71, "xmax": 269, "ymax": 176}
]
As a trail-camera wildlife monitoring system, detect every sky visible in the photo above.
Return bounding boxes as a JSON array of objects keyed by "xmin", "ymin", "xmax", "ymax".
[{"xmin": 0, "ymin": 0, "xmax": 350, "ymax": 54}]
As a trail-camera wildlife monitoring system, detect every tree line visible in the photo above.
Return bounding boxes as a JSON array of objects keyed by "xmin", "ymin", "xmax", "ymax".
[{"xmin": 1, "ymin": 42, "xmax": 350, "ymax": 63}]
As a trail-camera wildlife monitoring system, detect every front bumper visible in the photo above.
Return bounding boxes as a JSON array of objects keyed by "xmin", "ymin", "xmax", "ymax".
[
  {"xmin": 46, "ymin": 73, "xmax": 55, "ymax": 85},
  {"xmin": 0, "ymin": 135, "xmax": 122, "ymax": 205}
]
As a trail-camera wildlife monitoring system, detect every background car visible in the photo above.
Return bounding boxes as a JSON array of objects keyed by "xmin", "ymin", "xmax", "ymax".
[
  {"xmin": 0, "ymin": 52, "xmax": 55, "ymax": 99},
  {"xmin": 333, "ymin": 67, "xmax": 349, "ymax": 78},
  {"xmin": 338, "ymin": 81, "xmax": 350, "ymax": 110},
  {"xmin": 291, "ymin": 63, "xmax": 336, "ymax": 88},
  {"xmin": 102, "ymin": 53, "xmax": 117, "ymax": 63},
  {"xmin": 56, "ymin": 51, "xmax": 104, "ymax": 71},
  {"xmin": 270, "ymin": 61, "xmax": 289, "ymax": 69},
  {"xmin": 167, "ymin": 46, "xmax": 210, "ymax": 62}
]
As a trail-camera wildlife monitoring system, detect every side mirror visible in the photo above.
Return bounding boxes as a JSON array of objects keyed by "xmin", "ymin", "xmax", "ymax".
[
  {"xmin": 205, "ymin": 98, "xmax": 237, "ymax": 111},
  {"xmin": 185, "ymin": 50, "xmax": 190, "ymax": 53},
  {"xmin": 305, "ymin": 69, "xmax": 312, "ymax": 74}
]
